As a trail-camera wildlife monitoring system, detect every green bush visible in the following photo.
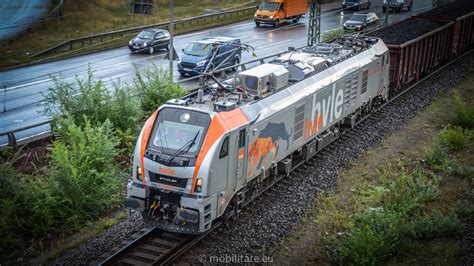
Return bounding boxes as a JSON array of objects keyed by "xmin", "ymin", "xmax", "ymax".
[
  {"xmin": 328, "ymin": 169, "xmax": 458, "ymax": 265},
  {"xmin": 408, "ymin": 211, "xmax": 462, "ymax": 239},
  {"xmin": 44, "ymin": 67, "xmax": 142, "ymax": 134},
  {"xmin": 0, "ymin": 165, "xmax": 56, "ymax": 261},
  {"xmin": 133, "ymin": 65, "xmax": 187, "ymax": 115},
  {"xmin": 383, "ymin": 170, "xmax": 439, "ymax": 215},
  {"xmin": 329, "ymin": 209, "xmax": 401, "ymax": 265},
  {"xmin": 453, "ymin": 95, "xmax": 474, "ymax": 129},
  {"xmin": 48, "ymin": 117, "xmax": 125, "ymax": 224},
  {"xmin": 322, "ymin": 29, "xmax": 349, "ymax": 42},
  {"xmin": 424, "ymin": 141, "xmax": 448, "ymax": 167},
  {"xmin": 438, "ymin": 126, "xmax": 470, "ymax": 151}
]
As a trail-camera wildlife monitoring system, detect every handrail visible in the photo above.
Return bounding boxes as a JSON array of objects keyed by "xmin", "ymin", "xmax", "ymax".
[{"xmin": 31, "ymin": 6, "xmax": 255, "ymax": 58}]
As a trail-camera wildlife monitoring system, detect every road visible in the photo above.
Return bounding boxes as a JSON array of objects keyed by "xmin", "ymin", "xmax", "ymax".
[{"xmin": 0, "ymin": 0, "xmax": 433, "ymax": 146}]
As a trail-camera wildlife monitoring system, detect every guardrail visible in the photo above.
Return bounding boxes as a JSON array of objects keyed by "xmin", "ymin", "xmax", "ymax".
[
  {"xmin": 0, "ymin": 48, "xmax": 291, "ymax": 149},
  {"xmin": 31, "ymin": 6, "xmax": 256, "ymax": 58},
  {"xmin": 3, "ymin": 0, "xmax": 64, "ymax": 45}
]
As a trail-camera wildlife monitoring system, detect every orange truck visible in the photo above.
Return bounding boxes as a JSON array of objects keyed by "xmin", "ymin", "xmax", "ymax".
[{"xmin": 254, "ymin": 0, "xmax": 308, "ymax": 28}]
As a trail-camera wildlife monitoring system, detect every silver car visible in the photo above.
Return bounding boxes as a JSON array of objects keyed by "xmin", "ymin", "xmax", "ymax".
[{"xmin": 343, "ymin": 12, "xmax": 379, "ymax": 31}]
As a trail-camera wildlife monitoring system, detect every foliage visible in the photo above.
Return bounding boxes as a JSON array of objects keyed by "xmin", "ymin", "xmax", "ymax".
[
  {"xmin": 322, "ymin": 29, "xmax": 349, "ymax": 42},
  {"xmin": 0, "ymin": 117, "xmax": 126, "ymax": 263},
  {"xmin": 453, "ymin": 95, "xmax": 474, "ymax": 129},
  {"xmin": 438, "ymin": 126, "xmax": 471, "ymax": 151},
  {"xmin": 48, "ymin": 117, "xmax": 124, "ymax": 224},
  {"xmin": 0, "ymin": 165, "xmax": 56, "ymax": 261},
  {"xmin": 328, "ymin": 168, "xmax": 461, "ymax": 265},
  {"xmin": 133, "ymin": 65, "xmax": 187, "ymax": 115},
  {"xmin": 44, "ymin": 67, "xmax": 142, "ymax": 134},
  {"xmin": 424, "ymin": 140, "xmax": 448, "ymax": 167}
]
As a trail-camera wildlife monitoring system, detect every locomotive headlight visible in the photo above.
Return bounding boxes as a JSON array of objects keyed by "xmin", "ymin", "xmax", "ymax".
[
  {"xmin": 195, "ymin": 178, "xmax": 202, "ymax": 192},
  {"xmin": 137, "ymin": 167, "xmax": 143, "ymax": 181}
]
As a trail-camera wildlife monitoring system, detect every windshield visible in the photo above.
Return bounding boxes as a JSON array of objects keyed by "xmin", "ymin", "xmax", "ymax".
[
  {"xmin": 350, "ymin": 14, "xmax": 367, "ymax": 22},
  {"xmin": 137, "ymin": 31, "xmax": 154, "ymax": 40},
  {"xmin": 345, "ymin": 0, "xmax": 358, "ymax": 3},
  {"xmin": 149, "ymin": 108, "xmax": 211, "ymax": 165},
  {"xmin": 259, "ymin": 1, "xmax": 279, "ymax": 11},
  {"xmin": 183, "ymin": 42, "xmax": 211, "ymax": 56}
]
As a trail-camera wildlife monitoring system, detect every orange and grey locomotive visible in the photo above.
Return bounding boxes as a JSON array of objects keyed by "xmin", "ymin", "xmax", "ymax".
[{"xmin": 125, "ymin": 36, "xmax": 390, "ymax": 234}]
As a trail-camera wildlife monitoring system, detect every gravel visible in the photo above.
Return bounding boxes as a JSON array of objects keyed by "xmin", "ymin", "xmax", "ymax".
[
  {"xmin": 52, "ymin": 212, "xmax": 147, "ymax": 265},
  {"xmin": 368, "ymin": 19, "xmax": 442, "ymax": 45},
  {"xmin": 51, "ymin": 54, "xmax": 474, "ymax": 266}
]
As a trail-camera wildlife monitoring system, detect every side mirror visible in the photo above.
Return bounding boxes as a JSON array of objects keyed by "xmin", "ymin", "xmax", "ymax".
[
  {"xmin": 256, "ymin": 5, "xmax": 259, "ymax": 9},
  {"xmin": 182, "ymin": 48, "xmax": 184, "ymax": 52}
]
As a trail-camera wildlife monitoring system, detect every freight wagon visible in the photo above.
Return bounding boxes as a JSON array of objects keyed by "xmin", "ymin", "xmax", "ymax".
[
  {"xmin": 369, "ymin": 0, "xmax": 474, "ymax": 90},
  {"xmin": 369, "ymin": 18, "xmax": 454, "ymax": 91},
  {"xmin": 413, "ymin": 0, "xmax": 474, "ymax": 56}
]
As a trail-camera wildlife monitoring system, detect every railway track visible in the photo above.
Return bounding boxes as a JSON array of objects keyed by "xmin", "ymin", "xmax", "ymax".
[{"xmin": 100, "ymin": 49, "xmax": 472, "ymax": 266}]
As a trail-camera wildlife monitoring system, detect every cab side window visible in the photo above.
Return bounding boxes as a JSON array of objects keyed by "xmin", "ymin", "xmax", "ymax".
[
  {"xmin": 220, "ymin": 137, "xmax": 229, "ymax": 158},
  {"xmin": 238, "ymin": 129, "xmax": 246, "ymax": 148}
]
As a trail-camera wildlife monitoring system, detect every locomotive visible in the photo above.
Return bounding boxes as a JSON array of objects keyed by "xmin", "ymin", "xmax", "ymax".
[{"xmin": 125, "ymin": 35, "xmax": 390, "ymax": 234}]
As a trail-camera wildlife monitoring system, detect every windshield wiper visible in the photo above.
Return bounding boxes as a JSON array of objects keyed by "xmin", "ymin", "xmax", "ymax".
[{"xmin": 167, "ymin": 130, "xmax": 200, "ymax": 163}]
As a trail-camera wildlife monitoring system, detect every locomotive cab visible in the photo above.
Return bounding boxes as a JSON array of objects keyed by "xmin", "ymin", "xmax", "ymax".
[
  {"xmin": 125, "ymin": 105, "xmax": 248, "ymax": 233},
  {"xmin": 126, "ymin": 106, "xmax": 214, "ymax": 233}
]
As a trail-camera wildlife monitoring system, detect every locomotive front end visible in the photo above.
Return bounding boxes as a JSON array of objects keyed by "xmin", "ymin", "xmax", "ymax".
[{"xmin": 125, "ymin": 105, "xmax": 214, "ymax": 234}]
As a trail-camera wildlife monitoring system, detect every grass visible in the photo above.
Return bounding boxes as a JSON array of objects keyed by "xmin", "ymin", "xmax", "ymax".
[
  {"xmin": 0, "ymin": 0, "xmax": 256, "ymax": 69},
  {"xmin": 274, "ymin": 70, "xmax": 474, "ymax": 264}
]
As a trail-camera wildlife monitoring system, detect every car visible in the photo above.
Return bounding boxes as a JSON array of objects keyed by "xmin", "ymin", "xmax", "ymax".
[
  {"xmin": 128, "ymin": 28, "xmax": 170, "ymax": 54},
  {"xmin": 177, "ymin": 37, "xmax": 241, "ymax": 76},
  {"xmin": 343, "ymin": 12, "xmax": 379, "ymax": 31},
  {"xmin": 342, "ymin": 0, "xmax": 371, "ymax": 11}
]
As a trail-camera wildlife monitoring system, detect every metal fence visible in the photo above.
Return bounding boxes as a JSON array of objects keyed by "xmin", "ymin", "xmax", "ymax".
[{"xmin": 31, "ymin": 6, "xmax": 255, "ymax": 58}]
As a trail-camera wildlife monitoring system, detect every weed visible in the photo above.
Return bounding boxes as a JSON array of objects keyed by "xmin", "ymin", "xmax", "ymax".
[
  {"xmin": 48, "ymin": 117, "xmax": 125, "ymax": 224},
  {"xmin": 322, "ymin": 29, "xmax": 351, "ymax": 42},
  {"xmin": 133, "ymin": 65, "xmax": 187, "ymax": 115},
  {"xmin": 438, "ymin": 126, "xmax": 471, "ymax": 151},
  {"xmin": 97, "ymin": 217, "xmax": 117, "ymax": 233},
  {"xmin": 44, "ymin": 67, "xmax": 142, "ymax": 134},
  {"xmin": 327, "ymin": 168, "xmax": 456, "ymax": 265},
  {"xmin": 424, "ymin": 141, "xmax": 448, "ymax": 167},
  {"xmin": 453, "ymin": 95, "xmax": 474, "ymax": 129}
]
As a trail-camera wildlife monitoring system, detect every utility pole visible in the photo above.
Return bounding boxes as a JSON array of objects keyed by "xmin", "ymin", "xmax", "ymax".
[
  {"xmin": 307, "ymin": 0, "xmax": 321, "ymax": 46},
  {"xmin": 169, "ymin": 0, "xmax": 174, "ymax": 81}
]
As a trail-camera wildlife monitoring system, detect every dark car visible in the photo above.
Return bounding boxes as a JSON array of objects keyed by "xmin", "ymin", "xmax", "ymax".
[
  {"xmin": 177, "ymin": 37, "xmax": 241, "ymax": 76},
  {"xmin": 128, "ymin": 29, "xmax": 170, "ymax": 54},
  {"xmin": 342, "ymin": 0, "xmax": 371, "ymax": 11},
  {"xmin": 343, "ymin": 12, "xmax": 379, "ymax": 31}
]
